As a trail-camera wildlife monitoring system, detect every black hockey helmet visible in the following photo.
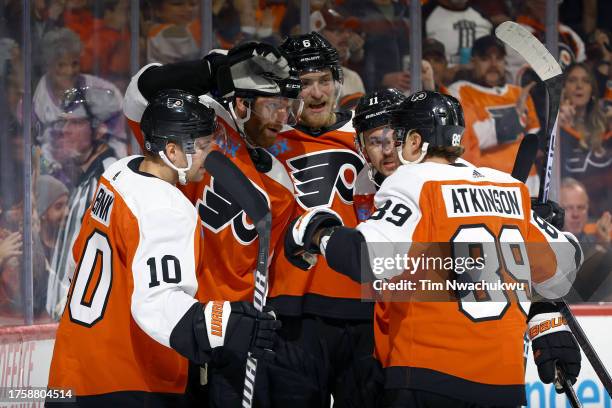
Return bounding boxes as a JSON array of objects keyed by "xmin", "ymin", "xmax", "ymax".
[
  {"xmin": 141, "ymin": 89, "xmax": 217, "ymax": 154},
  {"xmin": 353, "ymin": 88, "xmax": 406, "ymax": 146},
  {"xmin": 279, "ymin": 32, "xmax": 343, "ymax": 83},
  {"xmin": 390, "ymin": 91, "xmax": 464, "ymax": 148}
]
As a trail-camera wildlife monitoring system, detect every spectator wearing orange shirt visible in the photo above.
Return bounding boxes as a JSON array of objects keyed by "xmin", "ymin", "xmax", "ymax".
[
  {"xmin": 449, "ymin": 35, "xmax": 541, "ymax": 194},
  {"xmin": 62, "ymin": 0, "xmax": 95, "ymax": 44},
  {"xmin": 80, "ymin": 0, "xmax": 130, "ymax": 87}
]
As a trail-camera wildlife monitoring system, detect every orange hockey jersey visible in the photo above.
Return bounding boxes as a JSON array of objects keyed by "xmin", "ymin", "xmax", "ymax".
[
  {"xmin": 355, "ymin": 160, "xmax": 581, "ymax": 405},
  {"xmin": 48, "ymin": 156, "xmax": 219, "ymax": 397},
  {"xmin": 448, "ymin": 81, "xmax": 540, "ymax": 188},
  {"xmin": 123, "ymin": 67, "xmax": 296, "ymax": 302},
  {"xmin": 267, "ymin": 113, "xmax": 371, "ymax": 319}
]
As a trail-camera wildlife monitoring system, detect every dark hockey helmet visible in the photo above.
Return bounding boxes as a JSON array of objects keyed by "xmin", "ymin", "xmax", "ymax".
[
  {"xmin": 390, "ymin": 91, "xmax": 464, "ymax": 148},
  {"xmin": 141, "ymin": 89, "xmax": 217, "ymax": 154},
  {"xmin": 279, "ymin": 32, "xmax": 343, "ymax": 83},
  {"xmin": 353, "ymin": 88, "xmax": 406, "ymax": 149}
]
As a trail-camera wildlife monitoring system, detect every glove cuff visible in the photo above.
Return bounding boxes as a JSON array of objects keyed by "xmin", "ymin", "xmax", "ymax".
[
  {"xmin": 203, "ymin": 301, "xmax": 231, "ymax": 348},
  {"xmin": 528, "ymin": 312, "xmax": 570, "ymax": 341}
]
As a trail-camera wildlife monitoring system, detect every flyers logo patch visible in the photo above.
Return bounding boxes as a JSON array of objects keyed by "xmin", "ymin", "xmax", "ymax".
[
  {"xmin": 287, "ymin": 150, "xmax": 364, "ymax": 209},
  {"xmin": 197, "ymin": 177, "xmax": 269, "ymax": 245}
]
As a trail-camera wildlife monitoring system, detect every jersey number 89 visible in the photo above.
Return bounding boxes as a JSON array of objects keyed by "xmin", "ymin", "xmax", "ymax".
[{"xmin": 451, "ymin": 225, "xmax": 531, "ymax": 322}]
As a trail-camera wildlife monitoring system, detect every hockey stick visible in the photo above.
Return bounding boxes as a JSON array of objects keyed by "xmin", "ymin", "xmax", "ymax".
[
  {"xmin": 203, "ymin": 150, "xmax": 272, "ymax": 408},
  {"xmin": 496, "ymin": 21, "xmax": 563, "ymax": 203},
  {"xmin": 497, "ymin": 21, "xmax": 612, "ymax": 399},
  {"xmin": 556, "ymin": 361, "xmax": 582, "ymax": 408},
  {"xmin": 511, "ymin": 133, "xmax": 539, "ymax": 183}
]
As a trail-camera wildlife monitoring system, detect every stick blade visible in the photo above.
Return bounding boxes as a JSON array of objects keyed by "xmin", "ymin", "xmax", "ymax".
[
  {"xmin": 204, "ymin": 150, "xmax": 269, "ymax": 224},
  {"xmin": 495, "ymin": 21, "xmax": 562, "ymax": 81},
  {"xmin": 511, "ymin": 133, "xmax": 539, "ymax": 183}
]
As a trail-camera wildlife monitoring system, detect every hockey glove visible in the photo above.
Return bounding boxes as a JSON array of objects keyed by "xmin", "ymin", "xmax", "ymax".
[
  {"xmin": 528, "ymin": 302, "xmax": 581, "ymax": 392},
  {"xmin": 205, "ymin": 42, "xmax": 290, "ymax": 98},
  {"xmin": 531, "ymin": 198, "xmax": 565, "ymax": 230},
  {"xmin": 204, "ymin": 301, "xmax": 281, "ymax": 361},
  {"xmin": 284, "ymin": 208, "xmax": 343, "ymax": 270}
]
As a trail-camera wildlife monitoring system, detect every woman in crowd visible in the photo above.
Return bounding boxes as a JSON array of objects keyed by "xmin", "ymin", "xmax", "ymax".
[{"xmin": 559, "ymin": 62, "xmax": 611, "ymax": 219}]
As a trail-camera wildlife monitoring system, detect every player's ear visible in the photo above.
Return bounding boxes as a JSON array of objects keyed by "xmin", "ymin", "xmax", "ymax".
[
  {"xmin": 408, "ymin": 131, "xmax": 422, "ymax": 148},
  {"xmin": 235, "ymin": 97, "xmax": 248, "ymax": 118},
  {"xmin": 165, "ymin": 141, "xmax": 179, "ymax": 162}
]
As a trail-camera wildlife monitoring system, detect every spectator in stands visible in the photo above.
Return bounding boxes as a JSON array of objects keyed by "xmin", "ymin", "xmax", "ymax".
[
  {"xmin": 146, "ymin": 0, "xmax": 201, "ymax": 64},
  {"xmin": 347, "ymin": 0, "xmax": 410, "ymax": 92},
  {"xmin": 423, "ymin": 0, "xmax": 492, "ymax": 69},
  {"xmin": 560, "ymin": 178, "xmax": 612, "ymax": 302},
  {"xmin": 33, "ymin": 28, "xmax": 126, "ymax": 183},
  {"xmin": 36, "ymin": 175, "xmax": 69, "ymax": 263},
  {"xmin": 449, "ymin": 35, "xmax": 541, "ymax": 194},
  {"xmin": 46, "ymin": 87, "xmax": 120, "ymax": 320},
  {"xmin": 559, "ymin": 62, "xmax": 611, "ymax": 218},
  {"xmin": 561, "ymin": 178, "xmax": 611, "ymax": 245},
  {"xmin": 0, "ymin": 37, "xmax": 22, "ymax": 120},
  {"xmin": 469, "ymin": 0, "xmax": 512, "ymax": 26},
  {"xmin": 80, "ymin": 0, "xmax": 130, "ymax": 88},
  {"xmin": 314, "ymin": 8, "xmax": 366, "ymax": 109},
  {"xmin": 63, "ymin": 0, "xmax": 95, "ymax": 44},
  {"xmin": 3, "ymin": 0, "xmax": 65, "ymax": 84},
  {"xmin": 0, "ymin": 117, "xmax": 48, "ymax": 319},
  {"xmin": 585, "ymin": 28, "xmax": 611, "ymax": 100},
  {"xmin": 422, "ymin": 38, "xmax": 451, "ymax": 94},
  {"xmin": 508, "ymin": 0, "xmax": 586, "ymax": 84}
]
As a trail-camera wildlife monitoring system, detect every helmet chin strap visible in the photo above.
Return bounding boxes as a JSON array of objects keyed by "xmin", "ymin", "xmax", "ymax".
[
  {"xmin": 158, "ymin": 150, "xmax": 193, "ymax": 185},
  {"xmin": 228, "ymin": 101, "xmax": 257, "ymax": 148},
  {"xmin": 398, "ymin": 141, "xmax": 429, "ymax": 165}
]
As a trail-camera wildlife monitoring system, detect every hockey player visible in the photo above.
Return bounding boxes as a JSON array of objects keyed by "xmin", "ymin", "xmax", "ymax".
[
  {"xmin": 46, "ymin": 90, "xmax": 280, "ymax": 408},
  {"xmin": 353, "ymin": 88, "xmax": 406, "ymax": 222},
  {"xmin": 262, "ymin": 31, "xmax": 371, "ymax": 407},
  {"xmin": 123, "ymin": 42, "xmax": 304, "ymax": 406},
  {"xmin": 352, "ymin": 89, "xmax": 406, "ymax": 403},
  {"xmin": 286, "ymin": 91, "xmax": 583, "ymax": 407}
]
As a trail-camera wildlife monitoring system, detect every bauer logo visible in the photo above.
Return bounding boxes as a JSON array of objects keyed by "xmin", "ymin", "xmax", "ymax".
[
  {"xmin": 441, "ymin": 184, "xmax": 524, "ymax": 219},
  {"xmin": 90, "ymin": 184, "xmax": 114, "ymax": 227}
]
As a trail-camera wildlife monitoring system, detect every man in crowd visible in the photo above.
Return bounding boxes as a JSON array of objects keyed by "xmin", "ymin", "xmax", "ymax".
[
  {"xmin": 448, "ymin": 35, "xmax": 541, "ymax": 194},
  {"xmin": 560, "ymin": 177, "xmax": 612, "ymax": 302}
]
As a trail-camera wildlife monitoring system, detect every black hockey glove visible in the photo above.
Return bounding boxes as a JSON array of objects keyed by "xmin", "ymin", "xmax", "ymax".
[
  {"xmin": 531, "ymin": 198, "xmax": 565, "ymax": 230},
  {"xmin": 205, "ymin": 42, "xmax": 290, "ymax": 98},
  {"xmin": 284, "ymin": 208, "xmax": 343, "ymax": 270},
  {"xmin": 204, "ymin": 301, "xmax": 281, "ymax": 361},
  {"xmin": 528, "ymin": 302, "xmax": 581, "ymax": 392}
]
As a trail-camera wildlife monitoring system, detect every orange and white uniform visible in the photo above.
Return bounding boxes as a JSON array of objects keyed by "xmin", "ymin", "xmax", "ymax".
[
  {"xmin": 48, "ymin": 156, "xmax": 219, "ymax": 397},
  {"xmin": 124, "ymin": 65, "xmax": 296, "ymax": 303},
  {"xmin": 449, "ymin": 81, "xmax": 541, "ymax": 193},
  {"xmin": 352, "ymin": 160, "xmax": 581, "ymax": 405},
  {"xmin": 353, "ymin": 168, "xmax": 390, "ymax": 365},
  {"xmin": 267, "ymin": 114, "xmax": 370, "ymax": 319}
]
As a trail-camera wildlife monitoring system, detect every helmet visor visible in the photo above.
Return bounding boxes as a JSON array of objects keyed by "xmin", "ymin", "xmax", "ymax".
[
  {"xmin": 360, "ymin": 127, "xmax": 402, "ymax": 154},
  {"xmin": 251, "ymin": 96, "xmax": 304, "ymax": 126},
  {"xmin": 181, "ymin": 121, "xmax": 225, "ymax": 154}
]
